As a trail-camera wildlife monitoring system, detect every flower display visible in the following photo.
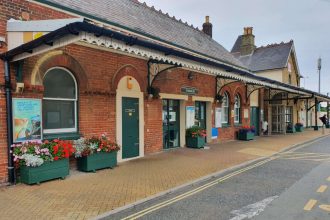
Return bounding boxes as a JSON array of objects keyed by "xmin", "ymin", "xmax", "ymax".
[
  {"xmin": 186, "ymin": 126, "xmax": 207, "ymax": 138},
  {"xmin": 73, "ymin": 133, "xmax": 120, "ymax": 158},
  {"xmin": 239, "ymin": 126, "xmax": 255, "ymax": 134},
  {"xmin": 12, "ymin": 139, "xmax": 74, "ymax": 168}
]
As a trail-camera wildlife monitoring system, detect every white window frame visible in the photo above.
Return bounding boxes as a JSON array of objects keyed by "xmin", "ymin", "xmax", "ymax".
[
  {"xmin": 222, "ymin": 92, "xmax": 229, "ymax": 124},
  {"xmin": 234, "ymin": 95, "xmax": 241, "ymax": 124},
  {"xmin": 43, "ymin": 67, "xmax": 78, "ymax": 134}
]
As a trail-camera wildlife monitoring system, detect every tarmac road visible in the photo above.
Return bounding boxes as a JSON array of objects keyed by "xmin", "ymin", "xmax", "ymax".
[{"xmin": 101, "ymin": 136, "xmax": 330, "ymax": 220}]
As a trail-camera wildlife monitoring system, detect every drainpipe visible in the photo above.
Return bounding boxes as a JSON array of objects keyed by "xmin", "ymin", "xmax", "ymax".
[{"xmin": 4, "ymin": 59, "xmax": 15, "ymax": 184}]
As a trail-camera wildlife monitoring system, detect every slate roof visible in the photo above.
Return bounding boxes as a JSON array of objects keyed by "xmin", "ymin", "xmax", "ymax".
[
  {"xmin": 36, "ymin": 0, "xmax": 245, "ymax": 69},
  {"xmin": 231, "ymin": 36, "xmax": 293, "ymax": 72}
]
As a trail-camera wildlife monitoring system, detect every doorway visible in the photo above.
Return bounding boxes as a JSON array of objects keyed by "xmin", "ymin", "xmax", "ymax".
[
  {"xmin": 122, "ymin": 97, "xmax": 139, "ymax": 159},
  {"xmin": 272, "ymin": 105, "xmax": 285, "ymax": 133},
  {"xmin": 250, "ymin": 107, "xmax": 260, "ymax": 136},
  {"xmin": 162, "ymin": 99, "xmax": 180, "ymax": 149}
]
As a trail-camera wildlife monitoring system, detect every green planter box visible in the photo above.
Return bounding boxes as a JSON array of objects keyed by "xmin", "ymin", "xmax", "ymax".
[
  {"xmin": 295, "ymin": 126, "xmax": 304, "ymax": 132},
  {"xmin": 77, "ymin": 151, "xmax": 117, "ymax": 172},
  {"xmin": 186, "ymin": 136, "xmax": 205, "ymax": 148},
  {"xmin": 238, "ymin": 131, "xmax": 254, "ymax": 141},
  {"xmin": 20, "ymin": 158, "xmax": 69, "ymax": 185},
  {"xmin": 326, "ymin": 125, "xmax": 330, "ymax": 129}
]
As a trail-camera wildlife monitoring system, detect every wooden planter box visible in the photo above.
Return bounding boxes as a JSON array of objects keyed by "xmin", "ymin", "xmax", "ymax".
[
  {"xmin": 20, "ymin": 158, "xmax": 69, "ymax": 185},
  {"xmin": 238, "ymin": 131, "xmax": 254, "ymax": 141},
  {"xmin": 186, "ymin": 136, "xmax": 205, "ymax": 148},
  {"xmin": 295, "ymin": 126, "xmax": 304, "ymax": 132},
  {"xmin": 286, "ymin": 128, "xmax": 296, "ymax": 133},
  {"xmin": 77, "ymin": 151, "xmax": 117, "ymax": 172}
]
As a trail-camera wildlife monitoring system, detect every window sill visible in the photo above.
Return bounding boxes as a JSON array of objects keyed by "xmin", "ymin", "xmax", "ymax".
[
  {"xmin": 234, "ymin": 124, "xmax": 242, "ymax": 127},
  {"xmin": 43, "ymin": 132, "xmax": 82, "ymax": 141}
]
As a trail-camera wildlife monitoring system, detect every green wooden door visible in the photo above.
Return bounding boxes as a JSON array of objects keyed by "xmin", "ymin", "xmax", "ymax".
[
  {"xmin": 122, "ymin": 97, "xmax": 139, "ymax": 159},
  {"xmin": 250, "ymin": 107, "xmax": 260, "ymax": 136},
  {"xmin": 162, "ymin": 99, "xmax": 180, "ymax": 149}
]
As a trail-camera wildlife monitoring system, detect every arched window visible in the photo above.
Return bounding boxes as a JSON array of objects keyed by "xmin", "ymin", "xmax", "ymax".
[
  {"xmin": 222, "ymin": 92, "xmax": 230, "ymax": 125},
  {"xmin": 43, "ymin": 67, "xmax": 77, "ymax": 134},
  {"xmin": 234, "ymin": 95, "xmax": 241, "ymax": 124}
]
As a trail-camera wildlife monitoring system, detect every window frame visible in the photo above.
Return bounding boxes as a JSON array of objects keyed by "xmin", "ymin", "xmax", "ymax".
[
  {"xmin": 221, "ymin": 92, "xmax": 230, "ymax": 125},
  {"xmin": 234, "ymin": 94, "xmax": 241, "ymax": 124},
  {"xmin": 43, "ymin": 67, "xmax": 78, "ymax": 134}
]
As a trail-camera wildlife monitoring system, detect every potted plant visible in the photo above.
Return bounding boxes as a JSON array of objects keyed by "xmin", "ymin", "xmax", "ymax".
[
  {"xmin": 295, "ymin": 122, "xmax": 304, "ymax": 132},
  {"xmin": 73, "ymin": 133, "xmax": 120, "ymax": 172},
  {"xmin": 12, "ymin": 139, "xmax": 74, "ymax": 185},
  {"xmin": 186, "ymin": 126, "xmax": 206, "ymax": 148},
  {"xmin": 286, "ymin": 123, "xmax": 296, "ymax": 133},
  {"xmin": 238, "ymin": 126, "xmax": 255, "ymax": 141}
]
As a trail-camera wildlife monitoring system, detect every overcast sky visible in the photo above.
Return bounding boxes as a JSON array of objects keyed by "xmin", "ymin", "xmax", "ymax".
[{"xmin": 143, "ymin": 0, "xmax": 330, "ymax": 95}]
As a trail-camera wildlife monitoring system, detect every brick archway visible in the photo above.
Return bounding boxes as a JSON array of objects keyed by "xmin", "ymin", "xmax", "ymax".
[
  {"xmin": 30, "ymin": 51, "xmax": 89, "ymax": 92},
  {"xmin": 111, "ymin": 65, "xmax": 145, "ymax": 92}
]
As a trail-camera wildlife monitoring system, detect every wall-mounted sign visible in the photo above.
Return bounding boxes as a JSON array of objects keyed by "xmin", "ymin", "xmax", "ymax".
[
  {"xmin": 186, "ymin": 106, "xmax": 195, "ymax": 128},
  {"xmin": 13, "ymin": 98, "xmax": 42, "ymax": 143},
  {"xmin": 244, "ymin": 108, "xmax": 249, "ymax": 119},
  {"xmin": 215, "ymin": 107, "xmax": 222, "ymax": 128},
  {"xmin": 181, "ymin": 86, "xmax": 198, "ymax": 95}
]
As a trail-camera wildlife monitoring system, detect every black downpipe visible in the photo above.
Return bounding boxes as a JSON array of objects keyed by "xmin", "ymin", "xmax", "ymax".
[{"xmin": 4, "ymin": 60, "xmax": 15, "ymax": 184}]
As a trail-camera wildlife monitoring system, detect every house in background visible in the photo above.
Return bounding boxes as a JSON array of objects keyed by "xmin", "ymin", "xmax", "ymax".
[{"xmin": 231, "ymin": 27, "xmax": 319, "ymax": 134}]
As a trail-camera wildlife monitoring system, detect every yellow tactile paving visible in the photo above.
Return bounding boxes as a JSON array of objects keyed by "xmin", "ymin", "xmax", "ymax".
[{"xmin": 0, "ymin": 129, "xmax": 327, "ymax": 220}]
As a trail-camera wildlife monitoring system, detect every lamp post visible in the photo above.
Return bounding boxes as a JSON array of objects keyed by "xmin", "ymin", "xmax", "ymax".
[{"xmin": 318, "ymin": 58, "xmax": 322, "ymax": 93}]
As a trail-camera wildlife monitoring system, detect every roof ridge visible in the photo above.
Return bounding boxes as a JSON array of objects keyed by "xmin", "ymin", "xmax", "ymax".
[
  {"xmin": 131, "ymin": 0, "xmax": 200, "ymax": 31},
  {"xmin": 258, "ymin": 40, "xmax": 293, "ymax": 49}
]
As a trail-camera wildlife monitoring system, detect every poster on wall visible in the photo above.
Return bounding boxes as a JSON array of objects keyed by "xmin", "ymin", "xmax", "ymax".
[
  {"xmin": 186, "ymin": 106, "xmax": 195, "ymax": 128},
  {"xmin": 244, "ymin": 108, "xmax": 249, "ymax": 119},
  {"xmin": 13, "ymin": 98, "xmax": 42, "ymax": 143},
  {"xmin": 215, "ymin": 107, "xmax": 222, "ymax": 128}
]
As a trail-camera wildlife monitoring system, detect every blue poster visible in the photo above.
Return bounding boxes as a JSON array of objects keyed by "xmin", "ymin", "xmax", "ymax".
[{"xmin": 13, "ymin": 98, "xmax": 42, "ymax": 143}]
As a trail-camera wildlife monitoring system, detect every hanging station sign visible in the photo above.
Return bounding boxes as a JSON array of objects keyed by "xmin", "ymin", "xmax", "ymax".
[
  {"xmin": 12, "ymin": 98, "xmax": 42, "ymax": 143},
  {"xmin": 181, "ymin": 86, "xmax": 198, "ymax": 95}
]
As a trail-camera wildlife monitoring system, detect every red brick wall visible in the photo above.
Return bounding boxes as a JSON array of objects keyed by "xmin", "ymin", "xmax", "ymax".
[
  {"xmin": 0, "ymin": 0, "xmax": 255, "ymax": 183},
  {"xmin": 0, "ymin": 0, "xmax": 74, "ymax": 183}
]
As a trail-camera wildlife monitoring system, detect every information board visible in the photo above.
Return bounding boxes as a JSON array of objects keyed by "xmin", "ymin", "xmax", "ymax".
[
  {"xmin": 13, "ymin": 98, "xmax": 42, "ymax": 143},
  {"xmin": 215, "ymin": 107, "xmax": 222, "ymax": 128},
  {"xmin": 186, "ymin": 106, "xmax": 195, "ymax": 128}
]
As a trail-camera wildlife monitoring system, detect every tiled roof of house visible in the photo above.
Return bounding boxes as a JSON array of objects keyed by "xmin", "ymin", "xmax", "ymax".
[
  {"xmin": 231, "ymin": 37, "xmax": 293, "ymax": 72},
  {"xmin": 37, "ymin": 0, "xmax": 245, "ymax": 68}
]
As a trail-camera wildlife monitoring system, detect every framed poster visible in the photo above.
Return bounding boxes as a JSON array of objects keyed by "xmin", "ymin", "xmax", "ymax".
[
  {"xmin": 215, "ymin": 107, "xmax": 222, "ymax": 128},
  {"xmin": 186, "ymin": 106, "xmax": 195, "ymax": 128},
  {"xmin": 13, "ymin": 98, "xmax": 42, "ymax": 143}
]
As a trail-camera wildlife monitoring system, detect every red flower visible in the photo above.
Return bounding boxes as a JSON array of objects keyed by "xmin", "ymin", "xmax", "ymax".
[{"xmin": 54, "ymin": 156, "xmax": 59, "ymax": 161}]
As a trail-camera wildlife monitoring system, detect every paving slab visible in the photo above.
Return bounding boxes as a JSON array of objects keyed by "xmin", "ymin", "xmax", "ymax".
[{"xmin": 0, "ymin": 129, "xmax": 328, "ymax": 220}]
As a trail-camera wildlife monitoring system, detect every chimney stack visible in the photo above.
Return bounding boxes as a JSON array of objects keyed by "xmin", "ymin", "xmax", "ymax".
[
  {"xmin": 202, "ymin": 16, "xmax": 213, "ymax": 38},
  {"xmin": 240, "ymin": 27, "xmax": 256, "ymax": 55}
]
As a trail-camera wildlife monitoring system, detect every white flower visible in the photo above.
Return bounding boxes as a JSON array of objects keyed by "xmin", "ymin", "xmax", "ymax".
[{"xmin": 21, "ymin": 154, "xmax": 44, "ymax": 167}]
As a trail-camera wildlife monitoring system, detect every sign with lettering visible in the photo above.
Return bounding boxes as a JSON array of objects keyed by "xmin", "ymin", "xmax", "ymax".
[
  {"xmin": 181, "ymin": 86, "xmax": 198, "ymax": 95},
  {"xmin": 12, "ymin": 98, "xmax": 42, "ymax": 143},
  {"xmin": 186, "ymin": 106, "xmax": 195, "ymax": 128}
]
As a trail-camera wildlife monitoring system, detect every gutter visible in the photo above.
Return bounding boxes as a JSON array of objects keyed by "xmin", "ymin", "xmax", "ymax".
[{"xmin": 4, "ymin": 59, "xmax": 15, "ymax": 185}]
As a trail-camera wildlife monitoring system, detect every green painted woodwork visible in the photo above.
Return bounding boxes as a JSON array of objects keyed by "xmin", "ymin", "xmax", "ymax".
[
  {"xmin": 186, "ymin": 136, "xmax": 205, "ymax": 148},
  {"xmin": 250, "ymin": 107, "xmax": 259, "ymax": 136},
  {"xmin": 162, "ymin": 99, "xmax": 180, "ymax": 149},
  {"xmin": 238, "ymin": 131, "xmax": 254, "ymax": 141},
  {"xmin": 43, "ymin": 132, "xmax": 81, "ymax": 141},
  {"xmin": 77, "ymin": 151, "xmax": 117, "ymax": 172},
  {"xmin": 122, "ymin": 97, "xmax": 139, "ymax": 159},
  {"xmin": 20, "ymin": 159, "xmax": 69, "ymax": 185}
]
